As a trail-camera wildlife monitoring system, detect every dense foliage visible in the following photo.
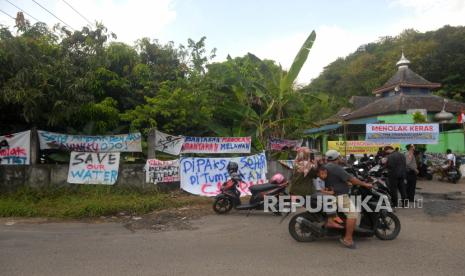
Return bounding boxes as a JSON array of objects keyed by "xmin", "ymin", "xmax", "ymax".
[
  {"xmin": 305, "ymin": 25, "xmax": 465, "ymax": 122},
  {"xmin": 0, "ymin": 20, "xmax": 318, "ymax": 151},
  {"xmin": 2, "ymin": 19, "xmax": 464, "ymax": 151}
]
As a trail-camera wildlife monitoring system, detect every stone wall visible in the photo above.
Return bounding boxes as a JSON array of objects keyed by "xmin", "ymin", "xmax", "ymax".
[{"xmin": 0, "ymin": 161, "xmax": 290, "ymax": 192}]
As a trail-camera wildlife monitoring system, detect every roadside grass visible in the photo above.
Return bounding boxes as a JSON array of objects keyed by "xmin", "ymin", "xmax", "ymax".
[{"xmin": 0, "ymin": 186, "xmax": 211, "ymax": 218}]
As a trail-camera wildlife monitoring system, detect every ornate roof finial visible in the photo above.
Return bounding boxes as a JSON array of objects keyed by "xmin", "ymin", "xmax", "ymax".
[{"xmin": 396, "ymin": 49, "xmax": 410, "ymax": 68}]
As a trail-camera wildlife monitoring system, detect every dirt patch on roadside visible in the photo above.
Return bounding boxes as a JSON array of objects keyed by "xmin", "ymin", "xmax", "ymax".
[{"xmin": 122, "ymin": 204, "xmax": 212, "ymax": 232}]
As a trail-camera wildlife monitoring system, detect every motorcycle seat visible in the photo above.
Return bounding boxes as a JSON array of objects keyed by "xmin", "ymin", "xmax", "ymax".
[{"xmin": 249, "ymin": 183, "xmax": 279, "ymax": 192}]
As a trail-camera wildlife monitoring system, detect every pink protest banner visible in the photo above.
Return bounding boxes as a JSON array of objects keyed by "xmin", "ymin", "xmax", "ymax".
[
  {"xmin": 0, "ymin": 130, "xmax": 31, "ymax": 165},
  {"xmin": 268, "ymin": 138, "xmax": 303, "ymax": 151}
]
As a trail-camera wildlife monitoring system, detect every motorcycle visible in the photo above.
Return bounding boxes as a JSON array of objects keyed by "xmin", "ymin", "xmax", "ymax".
[
  {"xmin": 287, "ymin": 184, "xmax": 401, "ymax": 242},
  {"xmin": 433, "ymin": 165, "xmax": 462, "ymax": 183},
  {"xmin": 212, "ymin": 171, "xmax": 289, "ymax": 215}
]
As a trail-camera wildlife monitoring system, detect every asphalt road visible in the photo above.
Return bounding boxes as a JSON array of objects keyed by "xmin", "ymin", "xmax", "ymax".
[{"xmin": 1, "ymin": 182, "xmax": 465, "ymax": 276}]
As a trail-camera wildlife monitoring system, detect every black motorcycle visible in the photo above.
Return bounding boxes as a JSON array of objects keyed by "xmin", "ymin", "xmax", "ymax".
[
  {"xmin": 287, "ymin": 184, "xmax": 401, "ymax": 242},
  {"xmin": 212, "ymin": 164, "xmax": 288, "ymax": 215}
]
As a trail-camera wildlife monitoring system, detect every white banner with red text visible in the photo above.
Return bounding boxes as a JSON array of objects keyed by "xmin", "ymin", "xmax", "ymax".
[
  {"xmin": 181, "ymin": 136, "xmax": 251, "ymax": 154},
  {"xmin": 145, "ymin": 159, "xmax": 180, "ymax": 184},
  {"xmin": 0, "ymin": 130, "xmax": 30, "ymax": 165},
  {"xmin": 366, "ymin": 124, "xmax": 439, "ymax": 144}
]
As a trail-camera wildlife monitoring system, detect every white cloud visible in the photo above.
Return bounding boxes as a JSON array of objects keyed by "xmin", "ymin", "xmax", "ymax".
[
  {"xmin": 388, "ymin": 0, "xmax": 465, "ymax": 33},
  {"xmin": 245, "ymin": 0, "xmax": 465, "ymax": 85}
]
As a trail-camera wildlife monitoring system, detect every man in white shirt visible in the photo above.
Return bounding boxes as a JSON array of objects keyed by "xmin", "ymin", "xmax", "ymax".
[{"xmin": 446, "ymin": 149, "xmax": 456, "ymax": 168}]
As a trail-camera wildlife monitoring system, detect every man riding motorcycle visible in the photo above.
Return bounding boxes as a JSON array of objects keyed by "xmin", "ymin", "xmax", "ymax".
[
  {"xmin": 445, "ymin": 149, "xmax": 456, "ymax": 171},
  {"xmin": 324, "ymin": 150, "xmax": 373, "ymax": 249}
]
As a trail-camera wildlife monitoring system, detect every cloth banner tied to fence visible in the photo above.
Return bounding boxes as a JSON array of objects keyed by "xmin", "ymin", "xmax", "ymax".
[
  {"xmin": 180, "ymin": 152, "xmax": 267, "ymax": 196},
  {"xmin": 145, "ymin": 159, "xmax": 180, "ymax": 184},
  {"xmin": 181, "ymin": 136, "xmax": 252, "ymax": 154},
  {"xmin": 328, "ymin": 141, "xmax": 400, "ymax": 156},
  {"xmin": 154, "ymin": 130, "xmax": 185, "ymax": 155},
  {"xmin": 67, "ymin": 152, "xmax": 120, "ymax": 185},
  {"xmin": 268, "ymin": 138, "xmax": 303, "ymax": 151},
  {"xmin": 366, "ymin": 124, "xmax": 439, "ymax": 144},
  {"xmin": 0, "ymin": 130, "xmax": 31, "ymax": 165},
  {"xmin": 38, "ymin": 131, "xmax": 142, "ymax": 152}
]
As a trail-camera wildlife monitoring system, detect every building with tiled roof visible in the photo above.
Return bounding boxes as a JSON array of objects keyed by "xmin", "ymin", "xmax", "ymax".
[{"xmin": 304, "ymin": 53, "xmax": 465, "ymax": 154}]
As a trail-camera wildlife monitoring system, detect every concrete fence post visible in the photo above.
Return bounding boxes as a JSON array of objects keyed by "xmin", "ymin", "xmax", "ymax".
[
  {"xmin": 147, "ymin": 128, "xmax": 156, "ymax": 159},
  {"xmin": 30, "ymin": 127, "xmax": 39, "ymax": 165}
]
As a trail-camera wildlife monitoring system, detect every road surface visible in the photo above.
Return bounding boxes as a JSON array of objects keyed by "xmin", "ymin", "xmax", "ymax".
[{"xmin": 1, "ymin": 181, "xmax": 464, "ymax": 276}]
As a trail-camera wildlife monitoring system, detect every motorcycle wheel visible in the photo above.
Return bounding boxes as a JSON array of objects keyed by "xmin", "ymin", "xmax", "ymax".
[
  {"xmin": 212, "ymin": 197, "xmax": 233, "ymax": 214},
  {"xmin": 374, "ymin": 212, "xmax": 401, "ymax": 240},
  {"xmin": 288, "ymin": 213, "xmax": 317, "ymax": 242},
  {"xmin": 453, "ymin": 171, "xmax": 461, "ymax": 184}
]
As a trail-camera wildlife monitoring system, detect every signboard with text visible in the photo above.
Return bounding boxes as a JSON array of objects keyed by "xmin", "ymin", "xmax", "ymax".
[
  {"xmin": 180, "ymin": 153, "xmax": 267, "ymax": 196},
  {"xmin": 67, "ymin": 152, "xmax": 120, "ymax": 185},
  {"xmin": 366, "ymin": 124, "xmax": 439, "ymax": 144}
]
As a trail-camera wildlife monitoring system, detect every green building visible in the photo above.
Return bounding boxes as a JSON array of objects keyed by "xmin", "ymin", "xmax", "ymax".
[{"xmin": 305, "ymin": 53, "xmax": 465, "ymax": 154}]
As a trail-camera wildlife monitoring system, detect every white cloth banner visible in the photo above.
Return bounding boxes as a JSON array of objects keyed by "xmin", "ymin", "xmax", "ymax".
[
  {"xmin": 154, "ymin": 130, "xmax": 185, "ymax": 155},
  {"xmin": 366, "ymin": 124, "xmax": 439, "ymax": 144},
  {"xmin": 145, "ymin": 159, "xmax": 180, "ymax": 184},
  {"xmin": 180, "ymin": 152, "xmax": 267, "ymax": 196},
  {"xmin": 181, "ymin": 136, "xmax": 252, "ymax": 154},
  {"xmin": 67, "ymin": 152, "xmax": 120, "ymax": 185},
  {"xmin": 0, "ymin": 130, "xmax": 31, "ymax": 165},
  {"xmin": 38, "ymin": 131, "xmax": 142, "ymax": 152}
]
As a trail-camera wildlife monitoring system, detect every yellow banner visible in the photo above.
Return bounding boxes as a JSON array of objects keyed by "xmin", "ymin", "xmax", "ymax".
[{"xmin": 328, "ymin": 141, "xmax": 400, "ymax": 156}]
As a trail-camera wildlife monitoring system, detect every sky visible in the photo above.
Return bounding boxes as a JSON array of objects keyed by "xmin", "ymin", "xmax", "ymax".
[{"xmin": 1, "ymin": 0, "xmax": 465, "ymax": 84}]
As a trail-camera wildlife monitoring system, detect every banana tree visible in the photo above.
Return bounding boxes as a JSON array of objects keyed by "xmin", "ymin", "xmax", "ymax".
[{"xmin": 245, "ymin": 31, "xmax": 318, "ymax": 144}]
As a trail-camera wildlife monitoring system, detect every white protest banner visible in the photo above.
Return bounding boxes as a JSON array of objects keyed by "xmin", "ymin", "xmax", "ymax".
[
  {"xmin": 269, "ymin": 138, "xmax": 303, "ymax": 151},
  {"xmin": 38, "ymin": 131, "xmax": 142, "ymax": 152},
  {"xmin": 145, "ymin": 159, "xmax": 180, "ymax": 184},
  {"xmin": 67, "ymin": 152, "xmax": 120, "ymax": 185},
  {"xmin": 0, "ymin": 130, "xmax": 31, "ymax": 165},
  {"xmin": 154, "ymin": 130, "xmax": 185, "ymax": 155},
  {"xmin": 180, "ymin": 152, "xmax": 267, "ymax": 196},
  {"xmin": 181, "ymin": 136, "xmax": 251, "ymax": 154},
  {"xmin": 366, "ymin": 124, "xmax": 439, "ymax": 144}
]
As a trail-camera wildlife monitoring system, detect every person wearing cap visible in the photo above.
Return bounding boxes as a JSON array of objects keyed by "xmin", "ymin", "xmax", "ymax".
[
  {"xmin": 324, "ymin": 150, "xmax": 373, "ymax": 249},
  {"xmin": 384, "ymin": 146, "xmax": 407, "ymax": 207},
  {"xmin": 405, "ymin": 144, "xmax": 418, "ymax": 202}
]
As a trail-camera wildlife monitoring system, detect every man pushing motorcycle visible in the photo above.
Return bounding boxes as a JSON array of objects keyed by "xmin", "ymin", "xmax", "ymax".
[{"xmin": 324, "ymin": 150, "xmax": 373, "ymax": 249}]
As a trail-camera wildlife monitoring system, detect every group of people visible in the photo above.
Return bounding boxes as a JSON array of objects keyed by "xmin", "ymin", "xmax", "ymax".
[
  {"xmin": 281, "ymin": 146, "xmax": 458, "ymax": 249},
  {"xmin": 382, "ymin": 145, "xmax": 417, "ymax": 208}
]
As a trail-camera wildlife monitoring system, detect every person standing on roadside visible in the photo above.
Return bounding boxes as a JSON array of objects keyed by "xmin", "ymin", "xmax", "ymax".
[
  {"xmin": 384, "ymin": 146, "xmax": 407, "ymax": 207},
  {"xmin": 405, "ymin": 144, "xmax": 418, "ymax": 202}
]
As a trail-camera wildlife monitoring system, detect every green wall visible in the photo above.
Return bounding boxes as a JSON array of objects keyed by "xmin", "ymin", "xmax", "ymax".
[{"xmin": 427, "ymin": 130, "xmax": 465, "ymax": 154}]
